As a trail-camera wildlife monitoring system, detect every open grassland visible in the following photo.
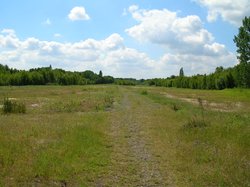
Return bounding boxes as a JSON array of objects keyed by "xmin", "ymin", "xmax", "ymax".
[{"xmin": 0, "ymin": 85, "xmax": 249, "ymax": 186}]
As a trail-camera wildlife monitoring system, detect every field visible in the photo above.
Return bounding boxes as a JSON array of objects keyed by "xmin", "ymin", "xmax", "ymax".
[{"xmin": 0, "ymin": 85, "xmax": 249, "ymax": 186}]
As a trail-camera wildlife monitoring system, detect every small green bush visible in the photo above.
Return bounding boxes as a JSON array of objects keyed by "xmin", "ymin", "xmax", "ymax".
[
  {"xmin": 141, "ymin": 90, "xmax": 148, "ymax": 95},
  {"xmin": 2, "ymin": 98, "xmax": 26, "ymax": 114},
  {"xmin": 171, "ymin": 103, "xmax": 180, "ymax": 111}
]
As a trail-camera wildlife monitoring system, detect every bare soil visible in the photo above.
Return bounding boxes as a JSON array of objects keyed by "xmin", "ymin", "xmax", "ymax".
[{"xmin": 162, "ymin": 92, "xmax": 242, "ymax": 112}]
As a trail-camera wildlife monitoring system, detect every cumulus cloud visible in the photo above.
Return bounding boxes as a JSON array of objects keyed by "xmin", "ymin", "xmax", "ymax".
[
  {"xmin": 0, "ymin": 29, "xmax": 156, "ymax": 78},
  {"xmin": 194, "ymin": 0, "xmax": 250, "ymax": 26},
  {"xmin": 0, "ymin": 29, "xmax": 20, "ymax": 49},
  {"xmin": 1, "ymin": 29, "xmax": 16, "ymax": 36},
  {"xmin": 126, "ymin": 5, "xmax": 218, "ymax": 54},
  {"xmin": 0, "ymin": 27, "xmax": 237, "ymax": 78},
  {"xmin": 68, "ymin": 6, "xmax": 90, "ymax": 21},
  {"xmin": 125, "ymin": 5, "xmax": 237, "ymax": 76}
]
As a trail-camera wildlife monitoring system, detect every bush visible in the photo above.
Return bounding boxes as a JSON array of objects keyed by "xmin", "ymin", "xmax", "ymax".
[
  {"xmin": 141, "ymin": 90, "xmax": 148, "ymax": 95},
  {"xmin": 171, "ymin": 103, "xmax": 180, "ymax": 111},
  {"xmin": 2, "ymin": 98, "xmax": 26, "ymax": 114}
]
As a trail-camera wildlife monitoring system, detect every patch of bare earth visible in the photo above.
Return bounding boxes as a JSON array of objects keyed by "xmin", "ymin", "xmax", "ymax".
[
  {"xmin": 162, "ymin": 93, "xmax": 242, "ymax": 112},
  {"xmin": 103, "ymin": 90, "xmax": 167, "ymax": 186}
]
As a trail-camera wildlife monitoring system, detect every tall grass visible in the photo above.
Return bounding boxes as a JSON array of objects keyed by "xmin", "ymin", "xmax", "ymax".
[
  {"xmin": 2, "ymin": 98, "xmax": 26, "ymax": 114},
  {"xmin": 184, "ymin": 98, "xmax": 208, "ymax": 129}
]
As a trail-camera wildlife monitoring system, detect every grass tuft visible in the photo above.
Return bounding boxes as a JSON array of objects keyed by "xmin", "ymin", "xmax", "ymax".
[
  {"xmin": 2, "ymin": 98, "xmax": 26, "ymax": 114},
  {"xmin": 171, "ymin": 103, "xmax": 180, "ymax": 111},
  {"xmin": 141, "ymin": 90, "xmax": 148, "ymax": 95},
  {"xmin": 184, "ymin": 116, "xmax": 208, "ymax": 128}
]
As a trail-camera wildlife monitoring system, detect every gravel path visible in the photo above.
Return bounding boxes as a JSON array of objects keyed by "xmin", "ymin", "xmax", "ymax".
[{"xmin": 105, "ymin": 88, "xmax": 166, "ymax": 186}]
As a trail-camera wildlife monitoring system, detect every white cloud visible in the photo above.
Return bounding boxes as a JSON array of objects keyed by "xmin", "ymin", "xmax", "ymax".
[
  {"xmin": 0, "ymin": 29, "xmax": 20, "ymax": 49},
  {"xmin": 125, "ymin": 5, "xmax": 237, "ymax": 76},
  {"xmin": 43, "ymin": 18, "xmax": 52, "ymax": 25},
  {"xmin": 1, "ymin": 29, "xmax": 16, "ymax": 36},
  {"xmin": 0, "ymin": 29, "xmax": 156, "ymax": 78},
  {"xmin": 194, "ymin": 0, "xmax": 250, "ymax": 26},
  {"xmin": 54, "ymin": 33, "xmax": 62, "ymax": 38},
  {"xmin": 0, "ymin": 28, "xmax": 237, "ymax": 78},
  {"xmin": 68, "ymin": 6, "xmax": 90, "ymax": 21},
  {"xmin": 126, "ymin": 5, "xmax": 217, "ymax": 54}
]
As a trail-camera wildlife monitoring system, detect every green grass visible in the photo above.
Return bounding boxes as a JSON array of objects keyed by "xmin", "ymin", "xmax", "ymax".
[
  {"xmin": 0, "ymin": 85, "xmax": 119, "ymax": 186},
  {"xmin": 2, "ymin": 98, "xmax": 26, "ymax": 114},
  {"xmin": 139, "ymin": 87, "xmax": 250, "ymax": 186},
  {"xmin": 0, "ymin": 85, "xmax": 249, "ymax": 186}
]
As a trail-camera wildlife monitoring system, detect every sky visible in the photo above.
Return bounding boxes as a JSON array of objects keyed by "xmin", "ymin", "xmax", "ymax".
[{"xmin": 0, "ymin": 0, "xmax": 249, "ymax": 78}]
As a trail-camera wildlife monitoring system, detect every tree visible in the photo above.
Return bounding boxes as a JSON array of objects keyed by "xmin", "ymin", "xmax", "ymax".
[
  {"xmin": 179, "ymin": 67, "xmax": 184, "ymax": 77},
  {"xmin": 99, "ymin": 70, "xmax": 103, "ymax": 77},
  {"xmin": 233, "ymin": 16, "xmax": 250, "ymax": 87},
  {"xmin": 234, "ymin": 16, "xmax": 250, "ymax": 64}
]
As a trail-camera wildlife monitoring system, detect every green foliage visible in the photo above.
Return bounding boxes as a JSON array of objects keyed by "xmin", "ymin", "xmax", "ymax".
[
  {"xmin": 179, "ymin": 67, "xmax": 184, "ymax": 77},
  {"xmin": 234, "ymin": 16, "xmax": 250, "ymax": 64},
  {"xmin": 141, "ymin": 90, "xmax": 148, "ymax": 95},
  {"xmin": 115, "ymin": 78, "xmax": 137, "ymax": 85},
  {"xmin": 171, "ymin": 103, "xmax": 180, "ymax": 111},
  {"xmin": 0, "ymin": 64, "xmax": 115, "ymax": 86},
  {"xmin": 184, "ymin": 116, "xmax": 207, "ymax": 128},
  {"xmin": 146, "ymin": 67, "xmax": 239, "ymax": 90},
  {"xmin": 234, "ymin": 16, "xmax": 250, "ymax": 88},
  {"xmin": 2, "ymin": 98, "xmax": 26, "ymax": 114}
]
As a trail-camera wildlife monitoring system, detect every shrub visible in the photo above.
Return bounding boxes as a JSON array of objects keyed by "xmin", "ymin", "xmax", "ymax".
[
  {"xmin": 141, "ymin": 90, "xmax": 148, "ymax": 95},
  {"xmin": 171, "ymin": 103, "xmax": 180, "ymax": 111},
  {"xmin": 2, "ymin": 98, "xmax": 26, "ymax": 114}
]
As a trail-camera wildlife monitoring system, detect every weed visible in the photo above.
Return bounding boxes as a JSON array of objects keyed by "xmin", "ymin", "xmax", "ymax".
[
  {"xmin": 104, "ymin": 95, "xmax": 114, "ymax": 108},
  {"xmin": 184, "ymin": 98, "xmax": 208, "ymax": 128},
  {"xmin": 171, "ymin": 103, "xmax": 180, "ymax": 111},
  {"xmin": 141, "ymin": 90, "xmax": 148, "ymax": 95},
  {"xmin": 184, "ymin": 116, "xmax": 208, "ymax": 128},
  {"xmin": 198, "ymin": 97, "xmax": 205, "ymax": 120},
  {"xmin": 2, "ymin": 98, "xmax": 26, "ymax": 114}
]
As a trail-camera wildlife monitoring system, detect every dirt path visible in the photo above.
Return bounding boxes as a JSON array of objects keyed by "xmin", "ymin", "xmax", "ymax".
[
  {"xmin": 104, "ymin": 88, "xmax": 167, "ymax": 186},
  {"xmin": 161, "ymin": 92, "xmax": 242, "ymax": 112}
]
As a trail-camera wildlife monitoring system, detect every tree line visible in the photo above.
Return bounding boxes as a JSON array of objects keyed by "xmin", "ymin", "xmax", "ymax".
[
  {"xmin": 146, "ymin": 65, "xmax": 248, "ymax": 90},
  {"xmin": 0, "ymin": 65, "xmax": 114, "ymax": 86}
]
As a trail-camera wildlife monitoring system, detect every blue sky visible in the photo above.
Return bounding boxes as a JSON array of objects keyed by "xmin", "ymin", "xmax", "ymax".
[{"xmin": 0, "ymin": 0, "xmax": 249, "ymax": 78}]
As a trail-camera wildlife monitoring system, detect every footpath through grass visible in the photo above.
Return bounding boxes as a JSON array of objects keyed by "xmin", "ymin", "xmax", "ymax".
[{"xmin": 0, "ymin": 85, "xmax": 249, "ymax": 186}]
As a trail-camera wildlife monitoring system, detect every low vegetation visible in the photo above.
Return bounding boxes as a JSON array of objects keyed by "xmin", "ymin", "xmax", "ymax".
[
  {"xmin": 0, "ymin": 85, "xmax": 249, "ymax": 186},
  {"xmin": 2, "ymin": 97, "xmax": 26, "ymax": 114}
]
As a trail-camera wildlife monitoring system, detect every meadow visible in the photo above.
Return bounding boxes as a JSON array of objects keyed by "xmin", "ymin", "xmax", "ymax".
[{"xmin": 0, "ymin": 85, "xmax": 249, "ymax": 186}]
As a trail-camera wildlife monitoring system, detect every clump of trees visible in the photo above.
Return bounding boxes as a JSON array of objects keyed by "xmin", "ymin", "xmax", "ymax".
[
  {"xmin": 0, "ymin": 65, "xmax": 114, "ymax": 86},
  {"xmin": 146, "ymin": 66, "xmax": 236, "ymax": 90}
]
